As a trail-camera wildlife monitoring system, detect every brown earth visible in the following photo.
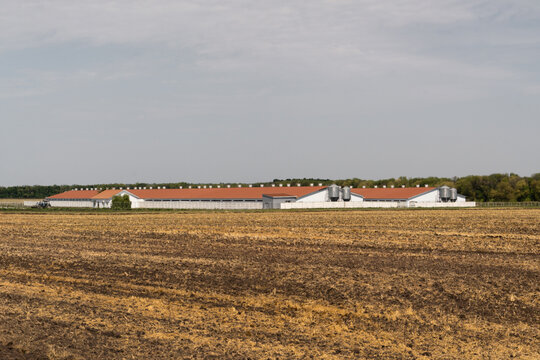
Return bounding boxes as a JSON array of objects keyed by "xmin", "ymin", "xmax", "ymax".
[{"xmin": 0, "ymin": 209, "xmax": 538, "ymax": 359}]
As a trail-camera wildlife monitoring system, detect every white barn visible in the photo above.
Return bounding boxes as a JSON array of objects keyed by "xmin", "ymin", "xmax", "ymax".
[{"xmin": 45, "ymin": 185, "xmax": 473, "ymax": 209}]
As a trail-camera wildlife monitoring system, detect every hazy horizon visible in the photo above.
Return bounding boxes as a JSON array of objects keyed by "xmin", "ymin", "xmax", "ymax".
[{"xmin": 2, "ymin": 1, "xmax": 539, "ymax": 186}]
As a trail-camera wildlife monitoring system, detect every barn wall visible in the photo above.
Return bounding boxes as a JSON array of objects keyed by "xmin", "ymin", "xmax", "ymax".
[
  {"xmin": 281, "ymin": 201, "xmax": 405, "ymax": 209},
  {"xmin": 263, "ymin": 196, "xmax": 296, "ymax": 209},
  {"xmin": 49, "ymin": 200, "xmax": 94, "ymax": 208},
  {"xmin": 281, "ymin": 201, "xmax": 475, "ymax": 209},
  {"xmin": 408, "ymin": 189, "xmax": 439, "ymax": 203},
  {"xmin": 409, "ymin": 201, "xmax": 476, "ymax": 208},
  {"xmin": 297, "ymin": 189, "xmax": 328, "ymax": 202},
  {"xmin": 139, "ymin": 201, "xmax": 263, "ymax": 210},
  {"xmin": 297, "ymin": 189, "xmax": 363, "ymax": 202}
]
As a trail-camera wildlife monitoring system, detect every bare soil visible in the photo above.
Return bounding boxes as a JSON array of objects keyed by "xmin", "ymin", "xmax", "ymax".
[{"xmin": 0, "ymin": 209, "xmax": 538, "ymax": 359}]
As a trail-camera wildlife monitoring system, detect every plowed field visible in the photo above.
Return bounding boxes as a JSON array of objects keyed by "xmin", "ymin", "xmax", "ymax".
[{"xmin": 0, "ymin": 209, "xmax": 539, "ymax": 359}]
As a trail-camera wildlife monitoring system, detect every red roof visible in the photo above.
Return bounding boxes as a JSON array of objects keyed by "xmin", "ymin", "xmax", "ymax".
[
  {"xmin": 125, "ymin": 186, "xmax": 325, "ymax": 200},
  {"xmin": 91, "ymin": 189, "xmax": 123, "ymax": 199},
  {"xmin": 47, "ymin": 186, "xmax": 435, "ymax": 201},
  {"xmin": 262, "ymin": 193, "xmax": 298, "ymax": 198},
  {"xmin": 47, "ymin": 190, "xmax": 101, "ymax": 199},
  {"xmin": 351, "ymin": 187, "xmax": 436, "ymax": 200}
]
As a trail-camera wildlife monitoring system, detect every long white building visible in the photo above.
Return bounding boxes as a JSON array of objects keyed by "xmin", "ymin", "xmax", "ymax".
[{"xmin": 45, "ymin": 185, "xmax": 473, "ymax": 209}]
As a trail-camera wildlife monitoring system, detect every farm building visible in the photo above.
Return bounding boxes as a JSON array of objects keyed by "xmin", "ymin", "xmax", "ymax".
[
  {"xmin": 45, "ymin": 184, "xmax": 473, "ymax": 209},
  {"xmin": 352, "ymin": 185, "xmax": 466, "ymax": 204},
  {"xmin": 45, "ymin": 189, "xmax": 100, "ymax": 208}
]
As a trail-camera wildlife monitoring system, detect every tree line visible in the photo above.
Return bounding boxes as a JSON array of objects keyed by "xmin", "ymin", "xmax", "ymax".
[{"xmin": 1, "ymin": 173, "xmax": 539, "ymax": 202}]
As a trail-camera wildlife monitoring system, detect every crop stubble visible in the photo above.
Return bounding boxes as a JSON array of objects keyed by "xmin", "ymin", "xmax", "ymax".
[{"xmin": 0, "ymin": 209, "xmax": 538, "ymax": 359}]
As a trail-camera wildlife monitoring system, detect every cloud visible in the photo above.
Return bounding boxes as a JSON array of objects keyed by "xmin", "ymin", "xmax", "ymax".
[
  {"xmin": 1, "ymin": 1, "xmax": 537, "ymax": 49},
  {"xmin": 0, "ymin": 0, "xmax": 537, "ymax": 106},
  {"xmin": 1, "ymin": 1, "xmax": 536, "ymax": 81},
  {"xmin": 1, "ymin": 1, "xmax": 539, "ymax": 185}
]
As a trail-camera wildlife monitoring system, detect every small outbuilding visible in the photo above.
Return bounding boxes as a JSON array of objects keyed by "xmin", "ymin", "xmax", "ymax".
[{"xmin": 262, "ymin": 194, "xmax": 297, "ymax": 209}]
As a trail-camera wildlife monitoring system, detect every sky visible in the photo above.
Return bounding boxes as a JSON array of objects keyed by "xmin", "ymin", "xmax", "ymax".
[{"xmin": 1, "ymin": 0, "xmax": 539, "ymax": 186}]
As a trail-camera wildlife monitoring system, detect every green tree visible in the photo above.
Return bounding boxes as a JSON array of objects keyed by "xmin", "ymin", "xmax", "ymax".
[
  {"xmin": 530, "ymin": 177, "xmax": 540, "ymax": 201},
  {"xmin": 111, "ymin": 195, "xmax": 131, "ymax": 210},
  {"xmin": 491, "ymin": 179, "xmax": 515, "ymax": 201},
  {"xmin": 515, "ymin": 179, "xmax": 530, "ymax": 201}
]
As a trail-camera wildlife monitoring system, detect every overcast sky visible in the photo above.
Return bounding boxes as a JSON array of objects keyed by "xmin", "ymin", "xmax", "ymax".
[{"xmin": 1, "ymin": 1, "xmax": 539, "ymax": 186}]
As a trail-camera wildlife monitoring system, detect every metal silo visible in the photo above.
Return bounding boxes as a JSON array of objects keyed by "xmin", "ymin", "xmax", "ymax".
[
  {"xmin": 450, "ymin": 188, "xmax": 458, "ymax": 202},
  {"xmin": 439, "ymin": 186, "xmax": 451, "ymax": 202},
  {"xmin": 342, "ymin": 187, "xmax": 351, "ymax": 202},
  {"xmin": 328, "ymin": 185, "xmax": 340, "ymax": 202}
]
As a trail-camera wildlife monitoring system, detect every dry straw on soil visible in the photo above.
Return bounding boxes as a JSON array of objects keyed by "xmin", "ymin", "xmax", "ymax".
[{"xmin": 0, "ymin": 209, "xmax": 539, "ymax": 359}]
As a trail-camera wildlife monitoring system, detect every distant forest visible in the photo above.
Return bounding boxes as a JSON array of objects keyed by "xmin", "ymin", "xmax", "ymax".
[{"xmin": 1, "ymin": 173, "xmax": 539, "ymax": 202}]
